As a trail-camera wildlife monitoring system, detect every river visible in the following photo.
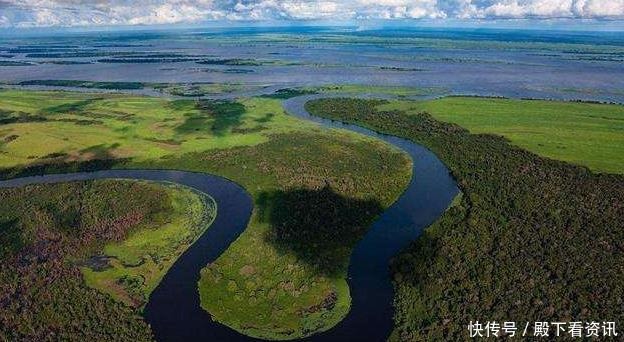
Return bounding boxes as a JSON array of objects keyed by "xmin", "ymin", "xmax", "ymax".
[{"xmin": 0, "ymin": 96, "xmax": 458, "ymax": 341}]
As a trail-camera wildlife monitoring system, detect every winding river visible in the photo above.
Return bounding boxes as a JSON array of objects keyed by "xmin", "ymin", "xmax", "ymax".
[{"xmin": 0, "ymin": 96, "xmax": 458, "ymax": 341}]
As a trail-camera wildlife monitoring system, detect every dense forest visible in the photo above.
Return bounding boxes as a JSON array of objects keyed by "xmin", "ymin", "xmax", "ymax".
[
  {"xmin": 0, "ymin": 180, "xmax": 173, "ymax": 341},
  {"xmin": 306, "ymin": 98, "xmax": 624, "ymax": 340}
]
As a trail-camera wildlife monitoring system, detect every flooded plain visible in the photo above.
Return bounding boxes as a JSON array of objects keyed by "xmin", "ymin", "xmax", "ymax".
[{"xmin": 1, "ymin": 27, "xmax": 624, "ymax": 102}]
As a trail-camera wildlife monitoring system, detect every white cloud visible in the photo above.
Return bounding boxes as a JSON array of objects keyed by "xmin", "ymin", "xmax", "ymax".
[
  {"xmin": 483, "ymin": 1, "xmax": 527, "ymax": 18},
  {"xmin": 0, "ymin": 0, "xmax": 623, "ymax": 27},
  {"xmin": 574, "ymin": 0, "xmax": 624, "ymax": 17},
  {"xmin": 476, "ymin": 0, "xmax": 624, "ymax": 19}
]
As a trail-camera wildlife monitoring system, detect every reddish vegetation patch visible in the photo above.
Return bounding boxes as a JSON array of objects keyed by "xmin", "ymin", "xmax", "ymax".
[
  {"xmin": 0, "ymin": 180, "xmax": 170, "ymax": 341},
  {"xmin": 239, "ymin": 265, "xmax": 256, "ymax": 277}
]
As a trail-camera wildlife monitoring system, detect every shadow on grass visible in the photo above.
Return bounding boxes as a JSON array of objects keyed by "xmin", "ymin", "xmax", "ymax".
[
  {"xmin": 0, "ymin": 152, "xmax": 130, "ymax": 181},
  {"xmin": 258, "ymin": 185, "xmax": 383, "ymax": 277},
  {"xmin": 40, "ymin": 98, "xmax": 103, "ymax": 115},
  {"xmin": 0, "ymin": 219, "xmax": 22, "ymax": 259},
  {"xmin": 80, "ymin": 143, "xmax": 122, "ymax": 159},
  {"xmin": 176, "ymin": 100, "xmax": 247, "ymax": 136}
]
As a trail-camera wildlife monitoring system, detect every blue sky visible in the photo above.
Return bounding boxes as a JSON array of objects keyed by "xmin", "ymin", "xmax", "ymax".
[{"xmin": 1, "ymin": 1, "xmax": 623, "ymax": 28}]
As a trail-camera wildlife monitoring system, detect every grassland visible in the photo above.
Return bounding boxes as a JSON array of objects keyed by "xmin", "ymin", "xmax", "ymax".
[
  {"xmin": 0, "ymin": 179, "xmax": 203, "ymax": 341},
  {"xmin": 156, "ymin": 83, "xmax": 249, "ymax": 96},
  {"xmin": 0, "ymin": 89, "xmax": 298, "ymax": 167},
  {"xmin": 18, "ymin": 80, "xmax": 147, "ymax": 90},
  {"xmin": 81, "ymin": 183, "xmax": 216, "ymax": 308},
  {"xmin": 0, "ymin": 89, "xmax": 411, "ymax": 339},
  {"xmin": 12, "ymin": 79, "xmax": 269, "ymax": 97},
  {"xmin": 311, "ymin": 84, "xmax": 448, "ymax": 98},
  {"xmin": 380, "ymin": 97, "xmax": 624, "ymax": 174},
  {"xmin": 306, "ymin": 98, "xmax": 624, "ymax": 340}
]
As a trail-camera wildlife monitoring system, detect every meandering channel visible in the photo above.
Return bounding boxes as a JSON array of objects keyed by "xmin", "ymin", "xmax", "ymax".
[
  {"xmin": 0, "ymin": 95, "xmax": 458, "ymax": 341},
  {"xmin": 284, "ymin": 95, "xmax": 459, "ymax": 341}
]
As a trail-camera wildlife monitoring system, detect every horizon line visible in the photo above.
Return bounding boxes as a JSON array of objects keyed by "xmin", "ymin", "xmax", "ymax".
[{"xmin": 2, "ymin": 18, "xmax": 624, "ymax": 34}]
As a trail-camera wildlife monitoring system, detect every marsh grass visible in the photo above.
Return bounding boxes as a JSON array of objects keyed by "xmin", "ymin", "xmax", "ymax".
[{"xmin": 82, "ymin": 183, "xmax": 217, "ymax": 308}]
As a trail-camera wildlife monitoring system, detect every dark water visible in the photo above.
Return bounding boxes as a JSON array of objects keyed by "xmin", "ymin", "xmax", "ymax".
[{"xmin": 0, "ymin": 95, "xmax": 458, "ymax": 341}]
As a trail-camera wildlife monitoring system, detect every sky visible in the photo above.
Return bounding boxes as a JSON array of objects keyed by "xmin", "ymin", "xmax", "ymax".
[{"xmin": 0, "ymin": 0, "xmax": 623, "ymax": 28}]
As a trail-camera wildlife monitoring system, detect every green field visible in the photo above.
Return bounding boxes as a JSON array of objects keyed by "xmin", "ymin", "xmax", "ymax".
[
  {"xmin": 380, "ymin": 97, "xmax": 624, "ymax": 174},
  {"xmin": 0, "ymin": 89, "xmax": 302, "ymax": 167},
  {"xmin": 306, "ymin": 98, "xmax": 624, "ymax": 340},
  {"xmin": 82, "ymin": 183, "xmax": 216, "ymax": 308},
  {"xmin": 310, "ymin": 84, "xmax": 448, "ymax": 97},
  {"xmin": 0, "ymin": 179, "xmax": 199, "ymax": 341},
  {"xmin": 0, "ymin": 89, "xmax": 411, "ymax": 339}
]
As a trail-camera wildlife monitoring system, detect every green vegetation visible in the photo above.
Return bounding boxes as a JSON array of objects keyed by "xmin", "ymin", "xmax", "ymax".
[
  {"xmin": 380, "ymin": 96, "xmax": 624, "ymax": 174},
  {"xmin": 312, "ymin": 84, "xmax": 448, "ymax": 98},
  {"xmin": 0, "ymin": 179, "xmax": 204, "ymax": 341},
  {"xmin": 82, "ymin": 183, "xmax": 216, "ymax": 307},
  {"xmin": 232, "ymin": 33, "xmax": 624, "ymax": 56},
  {"xmin": 185, "ymin": 132, "xmax": 410, "ymax": 339},
  {"xmin": 203, "ymin": 68, "xmax": 255, "ymax": 74},
  {"xmin": 305, "ymin": 98, "xmax": 624, "ymax": 341},
  {"xmin": 197, "ymin": 58, "xmax": 297, "ymax": 66},
  {"xmin": 25, "ymin": 51, "xmax": 133, "ymax": 58},
  {"xmin": 41, "ymin": 61, "xmax": 93, "ymax": 65},
  {"xmin": 7, "ymin": 47, "xmax": 79, "ymax": 53},
  {"xmin": 0, "ymin": 89, "xmax": 299, "ymax": 168},
  {"xmin": 261, "ymin": 88, "xmax": 317, "ymax": 99},
  {"xmin": 98, "ymin": 58, "xmax": 200, "ymax": 64},
  {"xmin": 555, "ymin": 86, "xmax": 624, "ymax": 97},
  {"xmin": 156, "ymin": 83, "xmax": 252, "ymax": 97},
  {"xmin": 0, "ymin": 61, "xmax": 34, "ymax": 66},
  {"xmin": 19, "ymin": 80, "xmax": 146, "ymax": 90},
  {"xmin": 14, "ymin": 80, "xmax": 266, "ymax": 95},
  {"xmin": 197, "ymin": 58, "xmax": 264, "ymax": 66},
  {"xmin": 0, "ymin": 89, "xmax": 412, "ymax": 339},
  {"xmin": 378, "ymin": 66, "xmax": 426, "ymax": 72}
]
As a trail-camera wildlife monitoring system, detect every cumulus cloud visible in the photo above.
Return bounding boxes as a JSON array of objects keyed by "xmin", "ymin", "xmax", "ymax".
[{"xmin": 0, "ymin": 0, "xmax": 623, "ymax": 27}]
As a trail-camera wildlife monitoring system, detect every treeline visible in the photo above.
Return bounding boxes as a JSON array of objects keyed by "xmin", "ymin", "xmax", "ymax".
[
  {"xmin": 197, "ymin": 58, "xmax": 262, "ymax": 66},
  {"xmin": 260, "ymin": 88, "xmax": 317, "ymax": 99},
  {"xmin": 0, "ymin": 180, "xmax": 172, "ymax": 341},
  {"xmin": 306, "ymin": 98, "xmax": 624, "ymax": 340}
]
